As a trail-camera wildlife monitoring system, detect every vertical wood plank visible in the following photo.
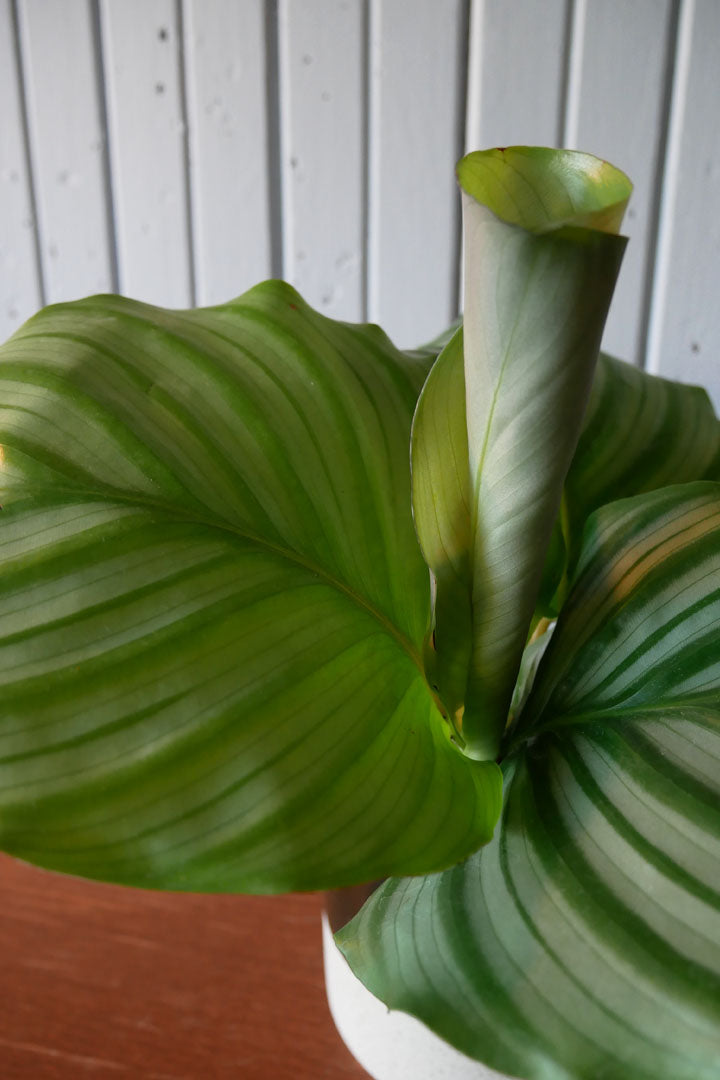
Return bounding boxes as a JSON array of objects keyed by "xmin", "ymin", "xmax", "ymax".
[
  {"xmin": 646, "ymin": 0, "xmax": 720, "ymax": 409},
  {"xmin": 18, "ymin": 0, "xmax": 114, "ymax": 305},
  {"xmin": 368, "ymin": 0, "xmax": 467, "ymax": 347},
  {"xmin": 461, "ymin": 0, "xmax": 568, "ymax": 315},
  {"xmin": 100, "ymin": 0, "xmax": 193, "ymax": 307},
  {"xmin": 566, "ymin": 0, "xmax": 675, "ymax": 366},
  {"xmin": 466, "ymin": 0, "xmax": 569, "ymax": 152},
  {"xmin": 278, "ymin": 0, "xmax": 365, "ymax": 322},
  {"xmin": 0, "ymin": 0, "xmax": 42, "ymax": 340},
  {"xmin": 183, "ymin": 0, "xmax": 272, "ymax": 305}
]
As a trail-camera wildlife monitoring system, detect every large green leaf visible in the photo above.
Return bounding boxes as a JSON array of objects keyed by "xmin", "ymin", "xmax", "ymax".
[
  {"xmin": 445, "ymin": 147, "xmax": 631, "ymax": 759},
  {"xmin": 338, "ymin": 482, "xmax": 720, "ymax": 1079},
  {"xmin": 0, "ymin": 283, "xmax": 502, "ymax": 892}
]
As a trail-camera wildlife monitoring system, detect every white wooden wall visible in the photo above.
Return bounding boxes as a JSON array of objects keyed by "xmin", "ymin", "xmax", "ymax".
[{"xmin": 1, "ymin": 0, "xmax": 718, "ymax": 407}]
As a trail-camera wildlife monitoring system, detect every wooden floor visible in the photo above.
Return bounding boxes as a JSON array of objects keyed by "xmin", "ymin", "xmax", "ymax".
[{"xmin": 0, "ymin": 853, "xmax": 369, "ymax": 1079}]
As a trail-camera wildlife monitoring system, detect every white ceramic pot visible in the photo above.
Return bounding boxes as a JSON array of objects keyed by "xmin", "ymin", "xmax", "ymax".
[{"xmin": 322, "ymin": 912, "xmax": 512, "ymax": 1080}]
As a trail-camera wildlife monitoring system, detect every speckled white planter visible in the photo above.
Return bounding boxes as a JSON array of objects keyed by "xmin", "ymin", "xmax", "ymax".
[{"xmin": 322, "ymin": 912, "xmax": 512, "ymax": 1080}]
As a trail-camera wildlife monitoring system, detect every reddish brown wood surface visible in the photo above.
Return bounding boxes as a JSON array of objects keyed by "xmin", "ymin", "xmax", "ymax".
[{"xmin": 0, "ymin": 853, "xmax": 369, "ymax": 1079}]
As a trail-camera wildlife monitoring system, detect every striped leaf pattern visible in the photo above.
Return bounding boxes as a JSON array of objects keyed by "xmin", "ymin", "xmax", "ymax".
[
  {"xmin": 338, "ymin": 483, "xmax": 720, "ymax": 1079},
  {"xmin": 563, "ymin": 353, "xmax": 720, "ymax": 569},
  {"xmin": 517, "ymin": 482, "xmax": 720, "ymax": 736},
  {"xmin": 0, "ymin": 283, "xmax": 502, "ymax": 892},
  {"xmin": 538, "ymin": 352, "xmax": 720, "ymax": 617}
]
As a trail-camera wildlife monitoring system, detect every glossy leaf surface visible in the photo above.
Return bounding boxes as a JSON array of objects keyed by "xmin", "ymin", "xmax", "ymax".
[
  {"xmin": 339, "ymin": 483, "xmax": 720, "ymax": 1080},
  {"xmin": 0, "ymin": 284, "xmax": 501, "ymax": 892}
]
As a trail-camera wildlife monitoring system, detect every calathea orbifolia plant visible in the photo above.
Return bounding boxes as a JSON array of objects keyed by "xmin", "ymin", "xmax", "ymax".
[{"xmin": 0, "ymin": 147, "xmax": 718, "ymax": 1079}]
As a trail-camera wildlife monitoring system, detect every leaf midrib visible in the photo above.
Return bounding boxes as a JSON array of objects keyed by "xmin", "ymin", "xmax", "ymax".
[{"xmin": 7, "ymin": 484, "xmax": 427, "ymax": 677}]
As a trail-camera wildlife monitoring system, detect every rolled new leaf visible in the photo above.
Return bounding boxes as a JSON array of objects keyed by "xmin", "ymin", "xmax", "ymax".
[{"xmin": 458, "ymin": 146, "xmax": 631, "ymax": 758}]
